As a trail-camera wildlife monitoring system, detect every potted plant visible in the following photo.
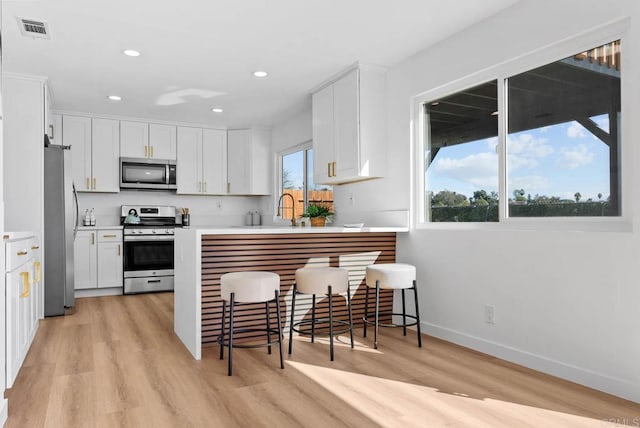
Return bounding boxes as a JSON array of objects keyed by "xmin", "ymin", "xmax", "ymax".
[{"xmin": 302, "ymin": 204, "xmax": 333, "ymax": 227}]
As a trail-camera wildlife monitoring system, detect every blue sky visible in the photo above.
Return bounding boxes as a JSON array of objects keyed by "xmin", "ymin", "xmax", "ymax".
[
  {"xmin": 427, "ymin": 115, "xmax": 612, "ymax": 201},
  {"xmin": 282, "ymin": 148, "xmax": 326, "ymax": 191}
]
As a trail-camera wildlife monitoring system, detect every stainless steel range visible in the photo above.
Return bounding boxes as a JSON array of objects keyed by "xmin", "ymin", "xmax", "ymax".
[{"xmin": 121, "ymin": 205, "xmax": 177, "ymax": 294}]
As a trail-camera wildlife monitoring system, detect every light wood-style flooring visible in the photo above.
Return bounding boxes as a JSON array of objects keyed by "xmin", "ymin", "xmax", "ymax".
[{"xmin": 5, "ymin": 293, "xmax": 639, "ymax": 427}]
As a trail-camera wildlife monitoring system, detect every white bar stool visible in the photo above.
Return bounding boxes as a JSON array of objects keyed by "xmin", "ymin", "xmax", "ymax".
[
  {"xmin": 288, "ymin": 267, "xmax": 353, "ymax": 361},
  {"xmin": 363, "ymin": 263, "xmax": 422, "ymax": 349},
  {"xmin": 218, "ymin": 271, "xmax": 284, "ymax": 376}
]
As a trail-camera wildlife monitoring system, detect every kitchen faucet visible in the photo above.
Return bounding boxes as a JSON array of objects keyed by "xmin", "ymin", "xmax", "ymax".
[{"xmin": 277, "ymin": 193, "xmax": 297, "ymax": 226}]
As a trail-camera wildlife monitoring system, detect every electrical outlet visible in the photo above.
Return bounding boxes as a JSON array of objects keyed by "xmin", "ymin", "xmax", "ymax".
[{"xmin": 484, "ymin": 305, "xmax": 495, "ymax": 324}]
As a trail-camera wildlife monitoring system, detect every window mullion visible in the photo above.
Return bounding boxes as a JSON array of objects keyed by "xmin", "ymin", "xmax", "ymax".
[{"xmin": 498, "ymin": 76, "xmax": 508, "ymax": 222}]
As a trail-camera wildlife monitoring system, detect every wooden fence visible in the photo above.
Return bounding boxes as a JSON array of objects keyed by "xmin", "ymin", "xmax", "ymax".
[{"xmin": 281, "ymin": 189, "xmax": 334, "ymax": 219}]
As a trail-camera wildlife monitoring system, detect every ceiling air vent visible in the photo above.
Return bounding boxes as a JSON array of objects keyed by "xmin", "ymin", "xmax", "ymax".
[{"xmin": 17, "ymin": 18, "xmax": 50, "ymax": 39}]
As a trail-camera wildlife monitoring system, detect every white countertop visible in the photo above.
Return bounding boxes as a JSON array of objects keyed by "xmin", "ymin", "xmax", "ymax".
[
  {"xmin": 77, "ymin": 225, "xmax": 123, "ymax": 230},
  {"xmin": 179, "ymin": 225, "xmax": 408, "ymax": 234}
]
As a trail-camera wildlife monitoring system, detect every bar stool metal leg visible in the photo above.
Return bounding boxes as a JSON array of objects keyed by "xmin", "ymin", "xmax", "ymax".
[
  {"xmin": 347, "ymin": 284, "xmax": 354, "ymax": 349},
  {"xmin": 219, "ymin": 298, "xmax": 226, "ymax": 360},
  {"xmin": 374, "ymin": 280, "xmax": 380, "ymax": 350},
  {"xmin": 288, "ymin": 283, "xmax": 297, "ymax": 355},
  {"xmin": 363, "ymin": 285, "xmax": 369, "ymax": 337},
  {"xmin": 328, "ymin": 285, "xmax": 334, "ymax": 361},
  {"xmin": 413, "ymin": 280, "xmax": 422, "ymax": 348},
  {"xmin": 402, "ymin": 288, "xmax": 407, "ymax": 337},
  {"xmin": 275, "ymin": 290, "xmax": 284, "ymax": 369},
  {"xmin": 311, "ymin": 294, "xmax": 316, "ymax": 343},
  {"xmin": 266, "ymin": 301, "xmax": 272, "ymax": 355},
  {"xmin": 228, "ymin": 292, "xmax": 235, "ymax": 376}
]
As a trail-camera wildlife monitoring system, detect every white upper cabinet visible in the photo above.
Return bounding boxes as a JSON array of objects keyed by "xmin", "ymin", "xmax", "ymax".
[
  {"xmin": 177, "ymin": 127, "xmax": 227, "ymax": 195},
  {"xmin": 64, "ymin": 115, "xmax": 119, "ymax": 193},
  {"xmin": 312, "ymin": 65, "xmax": 387, "ymax": 184},
  {"xmin": 65, "ymin": 115, "xmax": 93, "ymax": 192},
  {"xmin": 52, "ymin": 114, "xmax": 63, "ymax": 145},
  {"xmin": 227, "ymin": 128, "xmax": 270, "ymax": 195},
  {"xmin": 176, "ymin": 126, "xmax": 203, "ymax": 194},
  {"xmin": 149, "ymin": 124, "xmax": 177, "ymax": 160},
  {"xmin": 202, "ymin": 129, "xmax": 227, "ymax": 195},
  {"xmin": 91, "ymin": 118, "xmax": 120, "ymax": 192},
  {"xmin": 120, "ymin": 121, "xmax": 149, "ymax": 158},
  {"xmin": 120, "ymin": 121, "xmax": 176, "ymax": 160}
]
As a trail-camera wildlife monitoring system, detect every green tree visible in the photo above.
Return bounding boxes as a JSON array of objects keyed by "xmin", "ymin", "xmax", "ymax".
[
  {"xmin": 431, "ymin": 190, "xmax": 469, "ymax": 207},
  {"xmin": 282, "ymin": 168, "xmax": 294, "ymax": 189},
  {"xmin": 574, "ymin": 192, "xmax": 581, "ymax": 203},
  {"xmin": 513, "ymin": 189, "xmax": 526, "ymax": 202}
]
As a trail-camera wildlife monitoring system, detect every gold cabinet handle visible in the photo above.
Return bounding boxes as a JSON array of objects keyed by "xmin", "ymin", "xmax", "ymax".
[
  {"xmin": 17, "ymin": 251, "xmax": 28, "ymax": 256},
  {"xmin": 204, "ymin": 182, "xmax": 207, "ymax": 193},
  {"xmin": 86, "ymin": 177, "xmax": 90, "ymax": 190},
  {"xmin": 91, "ymin": 233, "xmax": 95, "ymax": 245},
  {"xmin": 117, "ymin": 244, "xmax": 121, "ymax": 256},
  {"xmin": 49, "ymin": 124, "xmax": 54, "ymax": 139},
  {"xmin": 332, "ymin": 161, "xmax": 336, "ymax": 177},
  {"xmin": 328, "ymin": 163, "xmax": 331, "ymax": 177},
  {"xmin": 3, "ymin": 235, "xmax": 9, "ymax": 240},
  {"xmin": 103, "ymin": 234, "xmax": 117, "ymax": 238},
  {"xmin": 20, "ymin": 272, "xmax": 30, "ymax": 298},
  {"xmin": 227, "ymin": 182, "xmax": 230, "ymax": 193},
  {"xmin": 93, "ymin": 178, "xmax": 97, "ymax": 190},
  {"xmin": 198, "ymin": 181, "xmax": 202, "ymax": 192},
  {"xmin": 34, "ymin": 261, "xmax": 41, "ymax": 283},
  {"xmin": 144, "ymin": 146, "xmax": 148, "ymax": 157},
  {"xmin": 31, "ymin": 245, "xmax": 39, "ymax": 250},
  {"xmin": 151, "ymin": 146, "xmax": 154, "ymax": 158}
]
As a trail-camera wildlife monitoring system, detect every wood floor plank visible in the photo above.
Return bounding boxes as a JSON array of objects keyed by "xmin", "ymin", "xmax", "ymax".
[{"xmin": 4, "ymin": 293, "xmax": 638, "ymax": 427}]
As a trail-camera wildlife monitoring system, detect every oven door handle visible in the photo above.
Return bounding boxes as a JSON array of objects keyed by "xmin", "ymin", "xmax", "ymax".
[{"xmin": 123, "ymin": 235, "xmax": 175, "ymax": 241}]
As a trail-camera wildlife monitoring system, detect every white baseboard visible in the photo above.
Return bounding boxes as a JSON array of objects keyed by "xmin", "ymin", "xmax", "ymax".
[
  {"xmin": 0, "ymin": 398, "xmax": 8, "ymax": 426},
  {"xmin": 423, "ymin": 322, "xmax": 640, "ymax": 404},
  {"xmin": 75, "ymin": 287, "xmax": 123, "ymax": 298}
]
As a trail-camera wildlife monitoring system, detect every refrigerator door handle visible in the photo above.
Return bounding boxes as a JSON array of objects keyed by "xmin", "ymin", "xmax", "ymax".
[{"xmin": 73, "ymin": 182, "xmax": 79, "ymax": 239}]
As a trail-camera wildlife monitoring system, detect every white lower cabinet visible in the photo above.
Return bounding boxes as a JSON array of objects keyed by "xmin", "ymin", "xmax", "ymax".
[
  {"xmin": 5, "ymin": 235, "xmax": 39, "ymax": 388},
  {"xmin": 74, "ymin": 229, "xmax": 122, "ymax": 290}
]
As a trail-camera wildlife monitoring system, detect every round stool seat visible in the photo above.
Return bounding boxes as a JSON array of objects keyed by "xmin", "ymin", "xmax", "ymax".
[
  {"xmin": 220, "ymin": 271, "xmax": 280, "ymax": 303},
  {"xmin": 295, "ymin": 267, "xmax": 349, "ymax": 294},
  {"xmin": 366, "ymin": 263, "xmax": 416, "ymax": 289}
]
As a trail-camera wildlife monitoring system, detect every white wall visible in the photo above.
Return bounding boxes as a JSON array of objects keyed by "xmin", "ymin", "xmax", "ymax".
[
  {"xmin": 332, "ymin": 0, "xmax": 640, "ymax": 402},
  {"xmin": 78, "ymin": 191, "xmax": 262, "ymax": 227}
]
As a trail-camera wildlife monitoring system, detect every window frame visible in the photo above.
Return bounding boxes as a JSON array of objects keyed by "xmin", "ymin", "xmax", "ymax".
[
  {"xmin": 274, "ymin": 141, "xmax": 312, "ymax": 219},
  {"xmin": 412, "ymin": 20, "xmax": 630, "ymax": 232}
]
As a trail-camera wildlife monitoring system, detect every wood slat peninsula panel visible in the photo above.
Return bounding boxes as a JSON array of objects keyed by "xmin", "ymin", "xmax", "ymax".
[{"xmin": 201, "ymin": 232, "xmax": 396, "ymax": 345}]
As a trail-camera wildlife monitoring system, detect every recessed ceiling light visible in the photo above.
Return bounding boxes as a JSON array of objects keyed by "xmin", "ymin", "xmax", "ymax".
[
  {"xmin": 253, "ymin": 70, "xmax": 268, "ymax": 78},
  {"xmin": 108, "ymin": 95, "xmax": 122, "ymax": 101},
  {"xmin": 123, "ymin": 49, "xmax": 141, "ymax": 57},
  {"xmin": 211, "ymin": 108, "xmax": 223, "ymax": 113}
]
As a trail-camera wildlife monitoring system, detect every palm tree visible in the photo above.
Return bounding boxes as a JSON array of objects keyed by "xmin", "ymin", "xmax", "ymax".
[{"xmin": 574, "ymin": 192, "xmax": 581, "ymax": 203}]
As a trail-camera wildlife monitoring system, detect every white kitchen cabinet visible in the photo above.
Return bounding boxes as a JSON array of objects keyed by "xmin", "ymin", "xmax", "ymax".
[
  {"xmin": 312, "ymin": 65, "xmax": 387, "ymax": 184},
  {"xmin": 177, "ymin": 127, "xmax": 227, "ymax": 195},
  {"xmin": 227, "ymin": 128, "xmax": 270, "ymax": 195},
  {"xmin": 64, "ymin": 116, "xmax": 120, "ymax": 192},
  {"xmin": 52, "ymin": 114, "xmax": 63, "ymax": 145},
  {"xmin": 149, "ymin": 124, "xmax": 177, "ymax": 160},
  {"xmin": 97, "ymin": 230, "xmax": 123, "ymax": 288},
  {"xmin": 121, "ymin": 121, "xmax": 176, "ymax": 160},
  {"xmin": 74, "ymin": 230, "xmax": 98, "ymax": 289},
  {"xmin": 74, "ymin": 229, "xmax": 122, "ymax": 289},
  {"xmin": 5, "ymin": 234, "xmax": 39, "ymax": 388},
  {"xmin": 120, "ymin": 121, "xmax": 149, "ymax": 158}
]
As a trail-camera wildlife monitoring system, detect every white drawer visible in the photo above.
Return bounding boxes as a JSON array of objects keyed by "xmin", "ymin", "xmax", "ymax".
[
  {"xmin": 97, "ymin": 230, "xmax": 122, "ymax": 243},
  {"xmin": 6, "ymin": 237, "xmax": 35, "ymax": 272}
]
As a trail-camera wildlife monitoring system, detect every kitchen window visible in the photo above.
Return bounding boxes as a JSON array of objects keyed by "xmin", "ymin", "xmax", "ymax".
[
  {"xmin": 278, "ymin": 144, "xmax": 333, "ymax": 220},
  {"xmin": 418, "ymin": 38, "xmax": 622, "ymax": 224}
]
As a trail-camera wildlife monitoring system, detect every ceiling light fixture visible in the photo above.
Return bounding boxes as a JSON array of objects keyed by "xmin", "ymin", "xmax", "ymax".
[
  {"xmin": 123, "ymin": 49, "xmax": 141, "ymax": 57},
  {"xmin": 253, "ymin": 70, "xmax": 268, "ymax": 78},
  {"xmin": 211, "ymin": 108, "xmax": 223, "ymax": 113},
  {"xmin": 108, "ymin": 95, "xmax": 122, "ymax": 101},
  {"xmin": 431, "ymin": 101, "xmax": 440, "ymax": 106}
]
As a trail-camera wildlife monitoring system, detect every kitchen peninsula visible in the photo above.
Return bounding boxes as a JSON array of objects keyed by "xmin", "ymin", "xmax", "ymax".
[{"xmin": 174, "ymin": 225, "xmax": 408, "ymax": 359}]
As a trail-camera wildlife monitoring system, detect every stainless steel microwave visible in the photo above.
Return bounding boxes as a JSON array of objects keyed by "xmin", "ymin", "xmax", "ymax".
[{"xmin": 120, "ymin": 157, "xmax": 177, "ymax": 190}]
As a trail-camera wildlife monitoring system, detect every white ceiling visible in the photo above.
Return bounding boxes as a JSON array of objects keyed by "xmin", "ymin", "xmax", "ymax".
[{"xmin": 3, "ymin": 0, "xmax": 518, "ymax": 129}]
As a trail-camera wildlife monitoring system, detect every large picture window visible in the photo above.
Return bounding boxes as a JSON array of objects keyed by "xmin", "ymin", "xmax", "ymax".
[{"xmin": 421, "ymin": 39, "xmax": 621, "ymax": 223}]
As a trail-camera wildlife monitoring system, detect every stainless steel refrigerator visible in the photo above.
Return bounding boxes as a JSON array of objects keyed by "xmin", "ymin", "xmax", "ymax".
[{"xmin": 44, "ymin": 144, "xmax": 78, "ymax": 316}]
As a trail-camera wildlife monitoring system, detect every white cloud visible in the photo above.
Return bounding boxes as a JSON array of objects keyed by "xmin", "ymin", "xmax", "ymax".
[
  {"xmin": 431, "ymin": 151, "xmax": 497, "ymax": 189},
  {"xmin": 566, "ymin": 122, "xmax": 587, "ymax": 138},
  {"xmin": 508, "ymin": 133, "xmax": 554, "ymax": 157},
  {"xmin": 556, "ymin": 144, "xmax": 594, "ymax": 169},
  {"xmin": 508, "ymin": 175, "xmax": 549, "ymax": 195}
]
